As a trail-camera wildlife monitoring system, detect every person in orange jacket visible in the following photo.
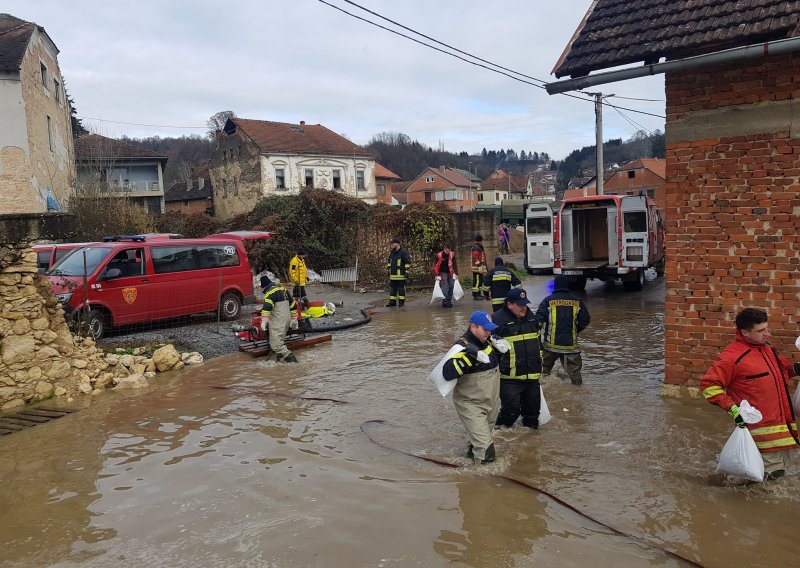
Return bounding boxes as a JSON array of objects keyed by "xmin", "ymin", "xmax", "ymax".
[
  {"xmin": 701, "ymin": 307, "xmax": 800, "ymax": 481},
  {"xmin": 433, "ymin": 244, "xmax": 457, "ymax": 308}
]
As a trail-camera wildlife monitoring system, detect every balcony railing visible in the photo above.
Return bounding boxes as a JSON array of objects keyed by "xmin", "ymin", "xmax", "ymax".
[{"xmin": 108, "ymin": 180, "xmax": 161, "ymax": 191}]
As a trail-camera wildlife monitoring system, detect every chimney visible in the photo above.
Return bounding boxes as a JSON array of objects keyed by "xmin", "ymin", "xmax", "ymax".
[
  {"xmin": 198, "ymin": 178, "xmax": 205, "ymax": 190},
  {"xmin": 300, "ymin": 120, "xmax": 305, "ymax": 126}
]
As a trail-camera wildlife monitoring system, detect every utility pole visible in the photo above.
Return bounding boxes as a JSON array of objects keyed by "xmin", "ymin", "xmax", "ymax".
[{"xmin": 585, "ymin": 91, "xmax": 614, "ymax": 195}]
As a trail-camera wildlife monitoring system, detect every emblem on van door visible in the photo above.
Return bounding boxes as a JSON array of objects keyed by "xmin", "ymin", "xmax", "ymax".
[
  {"xmin": 223, "ymin": 246, "xmax": 235, "ymax": 256},
  {"xmin": 122, "ymin": 287, "xmax": 138, "ymax": 304}
]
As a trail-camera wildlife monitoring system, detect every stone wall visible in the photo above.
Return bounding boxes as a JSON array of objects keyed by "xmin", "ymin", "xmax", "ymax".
[{"xmin": 663, "ymin": 52, "xmax": 800, "ymax": 388}]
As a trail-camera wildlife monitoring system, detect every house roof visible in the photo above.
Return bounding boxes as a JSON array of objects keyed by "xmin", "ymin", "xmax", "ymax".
[
  {"xmin": 375, "ymin": 163, "xmax": 401, "ymax": 180},
  {"xmin": 0, "ymin": 14, "xmax": 36, "ymax": 73},
  {"xmin": 553, "ymin": 0, "xmax": 800, "ymax": 78},
  {"xmin": 164, "ymin": 160, "xmax": 212, "ymax": 202},
  {"xmin": 74, "ymin": 134, "xmax": 169, "ymax": 162},
  {"xmin": 391, "ymin": 181, "xmax": 411, "ymax": 205},
  {"xmin": 227, "ymin": 118, "xmax": 374, "ymax": 158},
  {"xmin": 621, "ymin": 158, "xmax": 666, "ymax": 179},
  {"xmin": 481, "ymin": 170, "xmax": 526, "ymax": 192},
  {"xmin": 449, "ymin": 167, "xmax": 481, "ymax": 183}
]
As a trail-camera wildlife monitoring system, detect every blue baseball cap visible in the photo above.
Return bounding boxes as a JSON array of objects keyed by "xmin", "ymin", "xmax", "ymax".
[
  {"xmin": 505, "ymin": 288, "xmax": 530, "ymax": 305},
  {"xmin": 469, "ymin": 310, "xmax": 498, "ymax": 331}
]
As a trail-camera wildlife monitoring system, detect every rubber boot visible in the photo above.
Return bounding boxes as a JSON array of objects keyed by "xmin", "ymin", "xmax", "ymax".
[
  {"xmin": 385, "ymin": 300, "xmax": 396, "ymax": 307},
  {"xmin": 282, "ymin": 352, "xmax": 298, "ymax": 363},
  {"xmin": 466, "ymin": 444, "xmax": 474, "ymax": 459},
  {"xmin": 398, "ymin": 299, "xmax": 405, "ymax": 307},
  {"xmin": 480, "ymin": 443, "xmax": 496, "ymax": 464}
]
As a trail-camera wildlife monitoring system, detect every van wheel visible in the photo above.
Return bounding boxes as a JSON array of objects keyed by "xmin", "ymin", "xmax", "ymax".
[
  {"xmin": 86, "ymin": 309, "xmax": 108, "ymax": 340},
  {"xmin": 219, "ymin": 293, "xmax": 242, "ymax": 320},
  {"xmin": 568, "ymin": 276, "xmax": 587, "ymax": 291},
  {"xmin": 623, "ymin": 269, "xmax": 645, "ymax": 291}
]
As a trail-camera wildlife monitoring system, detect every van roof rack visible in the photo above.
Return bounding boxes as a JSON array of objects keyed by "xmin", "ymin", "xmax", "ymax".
[{"xmin": 102, "ymin": 235, "xmax": 146, "ymax": 242}]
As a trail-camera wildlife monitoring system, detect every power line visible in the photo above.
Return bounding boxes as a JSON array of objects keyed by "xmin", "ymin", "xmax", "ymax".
[
  {"xmin": 608, "ymin": 94, "xmax": 665, "ymax": 102},
  {"xmin": 318, "ymin": 0, "xmax": 664, "ymax": 119},
  {"xmin": 79, "ymin": 116, "xmax": 206, "ymax": 129}
]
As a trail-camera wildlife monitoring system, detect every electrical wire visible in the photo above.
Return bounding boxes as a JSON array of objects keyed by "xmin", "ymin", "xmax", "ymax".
[
  {"xmin": 319, "ymin": 0, "xmax": 665, "ymax": 119},
  {"xmin": 78, "ymin": 116, "xmax": 206, "ymax": 129}
]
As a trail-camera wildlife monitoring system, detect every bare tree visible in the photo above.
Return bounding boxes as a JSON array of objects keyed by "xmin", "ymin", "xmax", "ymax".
[{"xmin": 206, "ymin": 110, "xmax": 236, "ymax": 140}]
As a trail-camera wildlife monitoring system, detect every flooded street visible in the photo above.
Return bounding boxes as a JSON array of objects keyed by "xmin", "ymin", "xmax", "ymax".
[{"xmin": 1, "ymin": 274, "xmax": 797, "ymax": 568}]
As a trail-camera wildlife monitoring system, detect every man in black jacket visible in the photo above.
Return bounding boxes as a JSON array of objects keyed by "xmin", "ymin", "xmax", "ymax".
[
  {"xmin": 386, "ymin": 238, "xmax": 411, "ymax": 307},
  {"xmin": 493, "ymin": 288, "xmax": 544, "ymax": 428},
  {"xmin": 535, "ymin": 275, "xmax": 590, "ymax": 385},
  {"xmin": 482, "ymin": 257, "xmax": 521, "ymax": 312}
]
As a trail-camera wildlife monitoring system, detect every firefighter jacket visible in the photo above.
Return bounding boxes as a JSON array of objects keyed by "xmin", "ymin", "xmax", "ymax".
[
  {"xmin": 443, "ymin": 330, "xmax": 500, "ymax": 381},
  {"xmin": 701, "ymin": 332, "xmax": 799, "ymax": 453},
  {"xmin": 470, "ymin": 242, "xmax": 487, "ymax": 273},
  {"xmin": 535, "ymin": 277, "xmax": 590, "ymax": 353},
  {"xmin": 387, "ymin": 247, "xmax": 411, "ymax": 281},
  {"xmin": 289, "ymin": 255, "xmax": 307, "ymax": 286},
  {"xmin": 492, "ymin": 305, "xmax": 543, "ymax": 380},
  {"xmin": 482, "ymin": 259, "xmax": 521, "ymax": 306},
  {"xmin": 433, "ymin": 250, "xmax": 456, "ymax": 276},
  {"xmin": 261, "ymin": 281, "xmax": 298, "ymax": 318}
]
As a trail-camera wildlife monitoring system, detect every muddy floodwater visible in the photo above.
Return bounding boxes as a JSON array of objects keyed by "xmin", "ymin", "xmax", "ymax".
[{"xmin": 1, "ymin": 275, "xmax": 797, "ymax": 567}]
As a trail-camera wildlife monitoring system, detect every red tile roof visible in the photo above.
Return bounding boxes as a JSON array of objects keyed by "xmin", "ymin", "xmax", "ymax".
[
  {"xmin": 229, "ymin": 118, "xmax": 374, "ymax": 157},
  {"xmin": 73, "ymin": 134, "xmax": 168, "ymax": 161},
  {"xmin": 375, "ymin": 163, "xmax": 401, "ymax": 180},
  {"xmin": 554, "ymin": 0, "xmax": 800, "ymax": 78}
]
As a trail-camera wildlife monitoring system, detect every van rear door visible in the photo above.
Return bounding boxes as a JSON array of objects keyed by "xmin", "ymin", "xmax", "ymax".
[
  {"xmin": 524, "ymin": 203, "xmax": 554, "ymax": 271},
  {"xmin": 620, "ymin": 196, "xmax": 649, "ymax": 268}
]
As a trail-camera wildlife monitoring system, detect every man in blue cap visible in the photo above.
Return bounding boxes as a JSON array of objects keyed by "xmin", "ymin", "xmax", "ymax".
[
  {"xmin": 443, "ymin": 310, "xmax": 502, "ymax": 463},
  {"xmin": 492, "ymin": 288, "xmax": 543, "ymax": 428}
]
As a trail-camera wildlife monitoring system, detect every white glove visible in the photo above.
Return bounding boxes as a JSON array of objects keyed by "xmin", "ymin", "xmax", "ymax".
[
  {"xmin": 491, "ymin": 336, "xmax": 511, "ymax": 354},
  {"xmin": 435, "ymin": 275, "xmax": 441, "ymax": 281},
  {"xmin": 289, "ymin": 319, "xmax": 299, "ymax": 330},
  {"xmin": 476, "ymin": 350, "xmax": 491, "ymax": 364},
  {"xmin": 260, "ymin": 318, "xmax": 269, "ymax": 331}
]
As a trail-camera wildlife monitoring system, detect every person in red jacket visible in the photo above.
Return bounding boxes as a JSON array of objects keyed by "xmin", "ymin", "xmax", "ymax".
[
  {"xmin": 701, "ymin": 308, "xmax": 800, "ymax": 481},
  {"xmin": 433, "ymin": 244, "xmax": 457, "ymax": 308}
]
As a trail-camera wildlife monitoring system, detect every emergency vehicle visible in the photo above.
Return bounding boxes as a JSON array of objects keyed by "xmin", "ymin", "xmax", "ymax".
[
  {"xmin": 523, "ymin": 201, "xmax": 556, "ymax": 273},
  {"xmin": 553, "ymin": 194, "xmax": 665, "ymax": 291}
]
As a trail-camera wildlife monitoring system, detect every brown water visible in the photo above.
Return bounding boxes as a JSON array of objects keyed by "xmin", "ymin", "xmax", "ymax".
[{"xmin": 1, "ymin": 274, "xmax": 798, "ymax": 568}]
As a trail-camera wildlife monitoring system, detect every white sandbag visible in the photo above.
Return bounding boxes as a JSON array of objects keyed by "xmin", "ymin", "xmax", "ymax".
[
  {"xmin": 426, "ymin": 345, "xmax": 464, "ymax": 397},
  {"xmin": 452, "ymin": 278, "xmax": 465, "ymax": 301},
  {"xmin": 430, "ymin": 280, "xmax": 445, "ymax": 304},
  {"xmin": 306, "ymin": 269, "xmax": 323, "ymax": 283},
  {"xmin": 539, "ymin": 386, "xmax": 551, "ymax": 426},
  {"xmin": 716, "ymin": 427, "xmax": 764, "ymax": 482}
]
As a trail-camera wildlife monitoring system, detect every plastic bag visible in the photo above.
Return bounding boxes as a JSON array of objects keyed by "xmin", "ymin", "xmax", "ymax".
[
  {"xmin": 426, "ymin": 345, "xmax": 464, "ymax": 397},
  {"xmin": 539, "ymin": 386, "xmax": 551, "ymax": 426},
  {"xmin": 430, "ymin": 280, "xmax": 445, "ymax": 304},
  {"xmin": 738, "ymin": 399, "xmax": 762, "ymax": 424},
  {"xmin": 716, "ymin": 427, "xmax": 764, "ymax": 482},
  {"xmin": 306, "ymin": 269, "xmax": 322, "ymax": 283},
  {"xmin": 452, "ymin": 278, "xmax": 465, "ymax": 301}
]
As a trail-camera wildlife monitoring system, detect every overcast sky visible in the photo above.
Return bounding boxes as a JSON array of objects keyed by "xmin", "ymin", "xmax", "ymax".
[{"xmin": 6, "ymin": 0, "xmax": 666, "ymax": 159}]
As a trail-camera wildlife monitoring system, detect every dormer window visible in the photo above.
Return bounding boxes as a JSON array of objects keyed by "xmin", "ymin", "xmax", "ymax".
[{"xmin": 425, "ymin": 176, "xmax": 434, "ymax": 183}]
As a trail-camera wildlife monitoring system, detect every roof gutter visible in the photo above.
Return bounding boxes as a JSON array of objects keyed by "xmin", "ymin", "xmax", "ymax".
[{"xmin": 545, "ymin": 36, "xmax": 800, "ymax": 95}]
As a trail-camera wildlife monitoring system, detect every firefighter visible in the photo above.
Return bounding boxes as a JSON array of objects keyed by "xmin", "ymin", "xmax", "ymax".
[
  {"xmin": 535, "ymin": 275, "xmax": 590, "ymax": 385},
  {"xmin": 433, "ymin": 244, "xmax": 457, "ymax": 308},
  {"xmin": 442, "ymin": 311, "xmax": 502, "ymax": 464},
  {"xmin": 482, "ymin": 257, "xmax": 521, "ymax": 312},
  {"xmin": 492, "ymin": 288, "xmax": 543, "ymax": 429},
  {"xmin": 289, "ymin": 248, "xmax": 309, "ymax": 306},
  {"xmin": 260, "ymin": 275, "xmax": 299, "ymax": 363},
  {"xmin": 470, "ymin": 234, "xmax": 487, "ymax": 300},
  {"xmin": 386, "ymin": 238, "xmax": 411, "ymax": 307},
  {"xmin": 701, "ymin": 308, "xmax": 800, "ymax": 481}
]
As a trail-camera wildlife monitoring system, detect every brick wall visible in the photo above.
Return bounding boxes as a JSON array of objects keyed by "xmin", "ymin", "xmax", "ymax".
[{"xmin": 664, "ymin": 53, "xmax": 800, "ymax": 387}]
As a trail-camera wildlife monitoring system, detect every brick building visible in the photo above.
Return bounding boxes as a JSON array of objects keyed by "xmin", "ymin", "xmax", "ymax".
[
  {"xmin": 164, "ymin": 160, "xmax": 213, "ymax": 214},
  {"xmin": 0, "ymin": 14, "xmax": 74, "ymax": 213},
  {"xmin": 564, "ymin": 159, "xmax": 666, "ymax": 210},
  {"xmin": 551, "ymin": 1, "xmax": 800, "ymax": 390},
  {"xmin": 405, "ymin": 166, "xmax": 477, "ymax": 211},
  {"xmin": 374, "ymin": 162, "xmax": 401, "ymax": 205}
]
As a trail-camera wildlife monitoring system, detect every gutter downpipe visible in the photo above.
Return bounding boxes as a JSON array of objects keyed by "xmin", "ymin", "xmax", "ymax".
[{"xmin": 545, "ymin": 36, "xmax": 800, "ymax": 94}]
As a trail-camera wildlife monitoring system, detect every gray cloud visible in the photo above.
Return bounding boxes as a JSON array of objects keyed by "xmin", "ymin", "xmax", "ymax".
[{"xmin": 6, "ymin": 0, "xmax": 665, "ymax": 158}]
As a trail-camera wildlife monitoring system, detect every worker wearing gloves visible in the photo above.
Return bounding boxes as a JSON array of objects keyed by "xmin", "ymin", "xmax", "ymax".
[
  {"xmin": 433, "ymin": 244, "xmax": 457, "ymax": 308},
  {"xmin": 701, "ymin": 308, "xmax": 800, "ymax": 481},
  {"xmin": 288, "ymin": 248, "xmax": 309, "ymax": 307},
  {"xmin": 386, "ymin": 238, "xmax": 411, "ymax": 307},
  {"xmin": 442, "ymin": 311, "xmax": 502, "ymax": 464},
  {"xmin": 482, "ymin": 257, "xmax": 521, "ymax": 312},
  {"xmin": 492, "ymin": 288, "xmax": 543, "ymax": 429},
  {"xmin": 260, "ymin": 275, "xmax": 299, "ymax": 363},
  {"xmin": 535, "ymin": 275, "xmax": 590, "ymax": 385}
]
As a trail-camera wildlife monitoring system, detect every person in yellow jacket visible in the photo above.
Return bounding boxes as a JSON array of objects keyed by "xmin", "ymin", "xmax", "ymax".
[{"xmin": 289, "ymin": 248, "xmax": 309, "ymax": 306}]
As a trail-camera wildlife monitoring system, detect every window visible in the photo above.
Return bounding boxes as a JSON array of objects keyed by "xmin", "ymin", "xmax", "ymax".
[
  {"xmin": 377, "ymin": 184, "xmax": 386, "ymax": 196},
  {"xmin": 37, "ymin": 251, "xmax": 51, "ymax": 271},
  {"xmin": 40, "ymin": 63, "xmax": 48, "ymax": 87},
  {"xmin": 103, "ymin": 248, "xmax": 145, "ymax": 279},
  {"xmin": 495, "ymin": 192, "xmax": 500, "ymax": 201},
  {"xmin": 275, "ymin": 168, "xmax": 285, "ymax": 189},
  {"xmin": 526, "ymin": 217, "xmax": 551, "ymax": 235},
  {"xmin": 47, "ymin": 116, "xmax": 53, "ymax": 152},
  {"xmin": 237, "ymin": 145, "xmax": 242, "ymax": 157},
  {"xmin": 152, "ymin": 246, "xmax": 197, "ymax": 274},
  {"xmin": 332, "ymin": 169, "xmax": 341, "ymax": 190},
  {"xmin": 627, "ymin": 171, "xmax": 635, "ymax": 179},
  {"xmin": 234, "ymin": 178, "xmax": 239, "ymax": 196},
  {"xmin": 478, "ymin": 193, "xmax": 484, "ymax": 202},
  {"xmin": 646, "ymin": 189, "xmax": 655, "ymax": 198},
  {"xmin": 194, "ymin": 244, "xmax": 240, "ymax": 269},
  {"xmin": 222, "ymin": 179, "xmax": 227, "ymax": 197},
  {"xmin": 425, "ymin": 176, "xmax": 434, "ymax": 183},
  {"xmin": 623, "ymin": 211, "xmax": 647, "ymax": 232},
  {"xmin": 54, "ymin": 79, "xmax": 61, "ymax": 103},
  {"xmin": 50, "ymin": 247, "xmax": 111, "ymax": 277},
  {"xmin": 356, "ymin": 170, "xmax": 365, "ymax": 190},
  {"xmin": 305, "ymin": 168, "xmax": 314, "ymax": 187}
]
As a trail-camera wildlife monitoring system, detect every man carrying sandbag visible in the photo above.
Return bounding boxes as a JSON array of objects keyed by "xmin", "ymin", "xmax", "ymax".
[
  {"xmin": 433, "ymin": 244, "xmax": 458, "ymax": 308},
  {"xmin": 701, "ymin": 308, "xmax": 800, "ymax": 481}
]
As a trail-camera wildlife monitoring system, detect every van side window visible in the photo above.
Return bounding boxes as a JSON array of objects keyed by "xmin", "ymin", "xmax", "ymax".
[
  {"xmin": 152, "ymin": 246, "xmax": 197, "ymax": 274},
  {"xmin": 54, "ymin": 248, "xmax": 73, "ymax": 262},
  {"xmin": 105, "ymin": 248, "xmax": 145, "ymax": 277},
  {"xmin": 194, "ymin": 244, "xmax": 240, "ymax": 269},
  {"xmin": 37, "ymin": 251, "xmax": 51, "ymax": 271}
]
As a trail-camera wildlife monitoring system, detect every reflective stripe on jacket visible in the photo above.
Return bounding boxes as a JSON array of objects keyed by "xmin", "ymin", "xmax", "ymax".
[
  {"xmin": 289, "ymin": 255, "xmax": 307, "ymax": 286},
  {"xmin": 442, "ymin": 330, "xmax": 499, "ymax": 381},
  {"xmin": 261, "ymin": 282, "xmax": 298, "ymax": 317},
  {"xmin": 701, "ymin": 332, "xmax": 798, "ymax": 453},
  {"xmin": 535, "ymin": 289, "xmax": 590, "ymax": 353},
  {"xmin": 387, "ymin": 248, "xmax": 411, "ymax": 281},
  {"xmin": 470, "ymin": 242, "xmax": 486, "ymax": 273},
  {"xmin": 482, "ymin": 266, "xmax": 520, "ymax": 304},
  {"xmin": 492, "ymin": 305, "xmax": 542, "ymax": 380}
]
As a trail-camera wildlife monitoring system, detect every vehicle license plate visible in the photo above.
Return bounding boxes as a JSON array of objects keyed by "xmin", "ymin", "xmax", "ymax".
[{"xmin": 562, "ymin": 270, "xmax": 583, "ymax": 275}]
